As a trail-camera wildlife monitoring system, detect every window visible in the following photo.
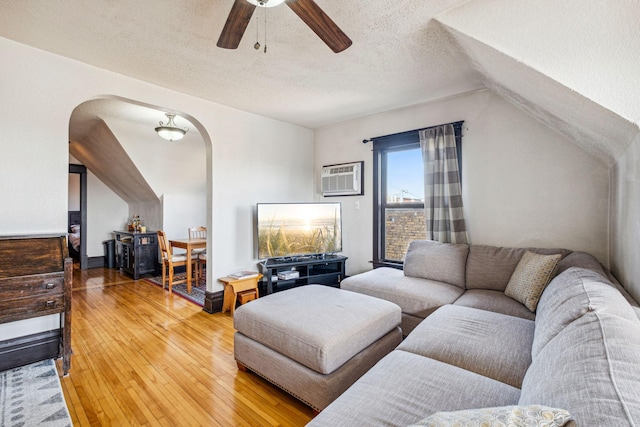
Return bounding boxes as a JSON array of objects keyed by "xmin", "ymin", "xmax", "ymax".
[{"xmin": 372, "ymin": 122, "xmax": 463, "ymax": 266}]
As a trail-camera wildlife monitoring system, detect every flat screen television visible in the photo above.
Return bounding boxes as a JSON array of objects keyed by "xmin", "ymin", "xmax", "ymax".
[{"xmin": 257, "ymin": 202, "xmax": 342, "ymax": 259}]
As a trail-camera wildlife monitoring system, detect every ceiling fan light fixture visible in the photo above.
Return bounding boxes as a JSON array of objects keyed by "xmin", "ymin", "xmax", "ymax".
[
  {"xmin": 217, "ymin": 0, "xmax": 352, "ymax": 53},
  {"xmin": 247, "ymin": 0, "xmax": 285, "ymax": 7},
  {"xmin": 155, "ymin": 113, "xmax": 188, "ymax": 141}
]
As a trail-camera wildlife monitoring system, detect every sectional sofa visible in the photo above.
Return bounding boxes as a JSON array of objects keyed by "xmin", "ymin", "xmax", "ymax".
[{"xmin": 308, "ymin": 240, "xmax": 640, "ymax": 426}]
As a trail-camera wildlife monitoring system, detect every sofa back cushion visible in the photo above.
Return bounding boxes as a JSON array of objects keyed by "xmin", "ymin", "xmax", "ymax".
[
  {"xmin": 555, "ymin": 251, "xmax": 606, "ymax": 278},
  {"xmin": 532, "ymin": 267, "xmax": 638, "ymax": 358},
  {"xmin": 520, "ymin": 311, "xmax": 640, "ymax": 426},
  {"xmin": 465, "ymin": 245, "xmax": 570, "ymax": 291},
  {"xmin": 404, "ymin": 240, "xmax": 469, "ymax": 289}
]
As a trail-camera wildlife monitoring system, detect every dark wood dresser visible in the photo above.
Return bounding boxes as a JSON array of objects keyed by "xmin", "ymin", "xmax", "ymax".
[
  {"xmin": 114, "ymin": 230, "xmax": 158, "ymax": 279},
  {"xmin": 0, "ymin": 235, "xmax": 72, "ymax": 375}
]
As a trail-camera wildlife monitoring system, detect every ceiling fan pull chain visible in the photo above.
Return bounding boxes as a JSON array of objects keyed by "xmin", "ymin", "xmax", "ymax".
[
  {"xmin": 217, "ymin": 0, "xmax": 351, "ymax": 52},
  {"xmin": 254, "ymin": 4, "xmax": 260, "ymax": 50},
  {"xmin": 264, "ymin": 4, "xmax": 268, "ymax": 53}
]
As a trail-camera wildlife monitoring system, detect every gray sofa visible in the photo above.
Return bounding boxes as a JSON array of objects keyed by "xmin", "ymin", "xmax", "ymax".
[{"xmin": 309, "ymin": 240, "xmax": 640, "ymax": 426}]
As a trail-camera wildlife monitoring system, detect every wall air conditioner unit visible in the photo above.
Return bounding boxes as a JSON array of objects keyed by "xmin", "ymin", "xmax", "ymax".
[{"xmin": 321, "ymin": 161, "xmax": 364, "ymax": 197}]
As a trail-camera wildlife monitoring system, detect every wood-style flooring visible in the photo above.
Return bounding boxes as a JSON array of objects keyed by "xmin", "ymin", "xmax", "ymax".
[{"xmin": 58, "ymin": 265, "xmax": 314, "ymax": 426}]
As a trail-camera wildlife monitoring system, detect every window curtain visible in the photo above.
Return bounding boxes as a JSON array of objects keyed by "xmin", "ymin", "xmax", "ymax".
[{"xmin": 420, "ymin": 124, "xmax": 468, "ymax": 244}]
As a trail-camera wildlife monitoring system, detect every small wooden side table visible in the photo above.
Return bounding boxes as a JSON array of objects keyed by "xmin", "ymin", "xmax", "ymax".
[{"xmin": 218, "ymin": 274, "xmax": 263, "ymax": 315}]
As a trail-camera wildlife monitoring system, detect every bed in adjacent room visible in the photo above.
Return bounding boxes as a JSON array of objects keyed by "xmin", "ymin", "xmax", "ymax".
[{"xmin": 68, "ymin": 210, "xmax": 81, "ymax": 260}]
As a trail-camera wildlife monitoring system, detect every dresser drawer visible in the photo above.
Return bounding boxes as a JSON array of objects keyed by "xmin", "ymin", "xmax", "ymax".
[
  {"xmin": 0, "ymin": 294, "xmax": 65, "ymax": 323},
  {"xmin": 0, "ymin": 235, "xmax": 72, "ymax": 374},
  {"xmin": 0, "ymin": 273, "xmax": 64, "ymax": 299}
]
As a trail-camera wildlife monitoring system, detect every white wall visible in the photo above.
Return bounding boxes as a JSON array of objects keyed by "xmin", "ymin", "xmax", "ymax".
[
  {"xmin": 315, "ymin": 90, "xmax": 609, "ymax": 276},
  {"xmin": 110, "ymin": 117, "xmax": 207, "ymax": 197},
  {"xmin": 161, "ymin": 194, "xmax": 207, "ymax": 250},
  {"xmin": 68, "ymin": 173, "xmax": 80, "ymax": 211},
  {"xmin": 464, "ymin": 92, "xmax": 609, "ymax": 260},
  {"xmin": 214, "ymin": 115, "xmax": 314, "ymax": 271},
  {"xmin": 610, "ymin": 133, "xmax": 640, "ymax": 302},
  {"xmin": 87, "ymin": 171, "xmax": 129, "ymax": 256},
  {"xmin": 0, "ymin": 36, "xmax": 313, "ymax": 339}
]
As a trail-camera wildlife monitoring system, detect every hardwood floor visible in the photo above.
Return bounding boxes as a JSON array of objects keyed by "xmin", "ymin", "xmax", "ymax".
[{"xmin": 58, "ymin": 265, "xmax": 314, "ymax": 426}]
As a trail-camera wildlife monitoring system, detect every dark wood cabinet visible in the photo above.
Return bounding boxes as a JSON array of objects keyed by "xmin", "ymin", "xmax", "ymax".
[
  {"xmin": 258, "ymin": 255, "xmax": 347, "ymax": 295},
  {"xmin": 0, "ymin": 234, "xmax": 72, "ymax": 374},
  {"xmin": 114, "ymin": 230, "xmax": 158, "ymax": 279}
]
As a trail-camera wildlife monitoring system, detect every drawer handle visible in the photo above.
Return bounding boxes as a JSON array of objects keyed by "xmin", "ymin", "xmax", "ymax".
[
  {"xmin": 45, "ymin": 300, "xmax": 56, "ymax": 308},
  {"xmin": 46, "ymin": 283, "xmax": 55, "ymax": 290}
]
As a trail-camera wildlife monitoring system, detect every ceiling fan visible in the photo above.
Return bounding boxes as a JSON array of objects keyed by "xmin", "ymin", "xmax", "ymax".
[{"xmin": 217, "ymin": 0, "xmax": 352, "ymax": 53}]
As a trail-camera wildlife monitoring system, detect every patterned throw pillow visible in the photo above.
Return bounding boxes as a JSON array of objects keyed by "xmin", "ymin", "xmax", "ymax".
[
  {"xmin": 408, "ymin": 405, "xmax": 575, "ymax": 427},
  {"xmin": 505, "ymin": 251, "xmax": 562, "ymax": 312}
]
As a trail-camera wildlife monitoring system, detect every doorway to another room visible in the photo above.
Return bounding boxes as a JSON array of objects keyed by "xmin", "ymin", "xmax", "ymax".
[{"xmin": 68, "ymin": 163, "xmax": 87, "ymax": 269}]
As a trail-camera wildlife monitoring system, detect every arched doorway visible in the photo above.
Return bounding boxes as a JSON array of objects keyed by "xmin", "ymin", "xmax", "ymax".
[{"xmin": 68, "ymin": 97, "xmax": 211, "ymax": 279}]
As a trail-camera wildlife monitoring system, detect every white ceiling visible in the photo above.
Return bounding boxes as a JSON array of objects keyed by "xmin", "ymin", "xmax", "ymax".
[
  {"xmin": 0, "ymin": 0, "xmax": 483, "ymax": 129},
  {"xmin": 2, "ymin": 0, "xmax": 639, "ymax": 166}
]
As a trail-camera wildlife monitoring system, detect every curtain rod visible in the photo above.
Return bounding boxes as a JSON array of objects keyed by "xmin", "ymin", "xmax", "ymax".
[{"xmin": 362, "ymin": 120, "xmax": 464, "ymax": 144}]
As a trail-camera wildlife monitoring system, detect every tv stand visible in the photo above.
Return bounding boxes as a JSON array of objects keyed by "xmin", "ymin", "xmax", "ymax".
[
  {"xmin": 274, "ymin": 253, "xmax": 330, "ymax": 263},
  {"xmin": 258, "ymin": 255, "xmax": 347, "ymax": 295}
]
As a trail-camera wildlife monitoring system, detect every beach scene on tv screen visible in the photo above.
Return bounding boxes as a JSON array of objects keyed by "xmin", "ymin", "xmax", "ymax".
[{"xmin": 258, "ymin": 203, "xmax": 342, "ymax": 258}]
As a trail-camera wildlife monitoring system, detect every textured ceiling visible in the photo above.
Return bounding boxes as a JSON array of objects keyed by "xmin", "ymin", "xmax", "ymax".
[
  {"xmin": 0, "ymin": 0, "xmax": 483, "ymax": 129},
  {"xmin": 2, "ymin": 0, "xmax": 639, "ymax": 168}
]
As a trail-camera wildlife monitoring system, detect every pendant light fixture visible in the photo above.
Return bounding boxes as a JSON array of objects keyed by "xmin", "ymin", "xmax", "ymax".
[{"xmin": 155, "ymin": 113, "xmax": 188, "ymax": 141}]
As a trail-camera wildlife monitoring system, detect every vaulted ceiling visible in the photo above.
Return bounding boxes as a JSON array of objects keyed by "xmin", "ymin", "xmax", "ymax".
[{"xmin": 1, "ymin": 0, "xmax": 638, "ymax": 166}]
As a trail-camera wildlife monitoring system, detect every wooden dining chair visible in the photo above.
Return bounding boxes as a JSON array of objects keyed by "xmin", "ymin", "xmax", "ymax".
[
  {"xmin": 188, "ymin": 226, "xmax": 207, "ymax": 284},
  {"xmin": 157, "ymin": 230, "xmax": 198, "ymax": 293},
  {"xmin": 197, "ymin": 252, "xmax": 207, "ymax": 285},
  {"xmin": 188, "ymin": 226, "xmax": 206, "ymax": 247}
]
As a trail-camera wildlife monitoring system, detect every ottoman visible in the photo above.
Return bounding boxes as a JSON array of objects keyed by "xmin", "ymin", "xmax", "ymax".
[{"xmin": 233, "ymin": 285, "xmax": 402, "ymax": 411}]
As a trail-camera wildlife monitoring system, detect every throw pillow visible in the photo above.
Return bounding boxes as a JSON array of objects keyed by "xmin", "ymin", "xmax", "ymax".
[
  {"xmin": 408, "ymin": 405, "xmax": 575, "ymax": 427},
  {"xmin": 505, "ymin": 251, "xmax": 562, "ymax": 312}
]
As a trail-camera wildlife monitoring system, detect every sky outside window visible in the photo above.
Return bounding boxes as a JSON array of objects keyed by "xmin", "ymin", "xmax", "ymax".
[{"xmin": 387, "ymin": 148, "xmax": 424, "ymax": 202}]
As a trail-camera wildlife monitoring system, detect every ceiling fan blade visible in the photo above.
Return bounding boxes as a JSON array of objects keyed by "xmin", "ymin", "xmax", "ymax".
[
  {"xmin": 285, "ymin": 0, "xmax": 352, "ymax": 53},
  {"xmin": 217, "ymin": 0, "xmax": 256, "ymax": 49}
]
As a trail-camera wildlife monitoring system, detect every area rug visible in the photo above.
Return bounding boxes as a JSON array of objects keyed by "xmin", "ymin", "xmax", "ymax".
[
  {"xmin": 145, "ymin": 273, "xmax": 206, "ymax": 307},
  {"xmin": 0, "ymin": 359, "xmax": 72, "ymax": 427}
]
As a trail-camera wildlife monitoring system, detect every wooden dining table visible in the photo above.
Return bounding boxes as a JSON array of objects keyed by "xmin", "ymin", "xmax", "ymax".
[{"xmin": 168, "ymin": 237, "xmax": 206, "ymax": 293}]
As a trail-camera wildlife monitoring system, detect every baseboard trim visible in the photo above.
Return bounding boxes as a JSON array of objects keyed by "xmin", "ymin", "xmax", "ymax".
[
  {"xmin": 0, "ymin": 330, "xmax": 61, "ymax": 371},
  {"xmin": 204, "ymin": 290, "xmax": 224, "ymax": 314},
  {"xmin": 87, "ymin": 256, "xmax": 104, "ymax": 269}
]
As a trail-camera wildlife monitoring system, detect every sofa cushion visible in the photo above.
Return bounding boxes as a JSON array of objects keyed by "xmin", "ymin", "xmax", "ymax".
[
  {"xmin": 403, "ymin": 240, "xmax": 469, "ymax": 289},
  {"xmin": 465, "ymin": 245, "xmax": 570, "ymax": 291},
  {"xmin": 408, "ymin": 405, "xmax": 575, "ymax": 427},
  {"xmin": 520, "ymin": 311, "xmax": 640, "ymax": 426},
  {"xmin": 307, "ymin": 350, "xmax": 521, "ymax": 427},
  {"xmin": 341, "ymin": 267, "xmax": 464, "ymax": 319},
  {"xmin": 555, "ymin": 251, "xmax": 606, "ymax": 278},
  {"xmin": 398, "ymin": 305, "xmax": 535, "ymax": 388},
  {"xmin": 532, "ymin": 267, "xmax": 639, "ymax": 358},
  {"xmin": 453, "ymin": 289, "xmax": 536, "ymax": 320},
  {"xmin": 504, "ymin": 251, "xmax": 562, "ymax": 312}
]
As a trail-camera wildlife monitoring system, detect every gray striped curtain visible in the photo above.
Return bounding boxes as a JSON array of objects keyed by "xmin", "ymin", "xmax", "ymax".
[{"xmin": 420, "ymin": 124, "xmax": 468, "ymax": 244}]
